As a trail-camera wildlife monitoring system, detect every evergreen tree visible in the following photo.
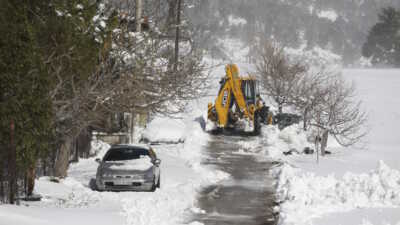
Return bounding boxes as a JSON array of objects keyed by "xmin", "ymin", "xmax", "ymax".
[
  {"xmin": 0, "ymin": 0, "xmax": 117, "ymax": 201},
  {"xmin": 362, "ymin": 7, "xmax": 400, "ymax": 66},
  {"xmin": 0, "ymin": 0, "xmax": 54, "ymax": 202}
]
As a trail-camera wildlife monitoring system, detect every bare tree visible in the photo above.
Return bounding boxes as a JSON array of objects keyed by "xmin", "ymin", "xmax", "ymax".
[
  {"xmin": 174, "ymin": 0, "xmax": 182, "ymax": 71},
  {"xmin": 291, "ymin": 70, "xmax": 329, "ymax": 131},
  {"xmin": 50, "ymin": 2, "xmax": 207, "ymax": 177},
  {"xmin": 311, "ymin": 75, "xmax": 367, "ymax": 155},
  {"xmin": 256, "ymin": 40, "xmax": 307, "ymax": 113}
]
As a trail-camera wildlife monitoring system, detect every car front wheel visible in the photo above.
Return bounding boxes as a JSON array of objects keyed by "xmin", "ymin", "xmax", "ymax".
[
  {"xmin": 150, "ymin": 177, "xmax": 156, "ymax": 192},
  {"xmin": 156, "ymin": 176, "xmax": 160, "ymax": 189}
]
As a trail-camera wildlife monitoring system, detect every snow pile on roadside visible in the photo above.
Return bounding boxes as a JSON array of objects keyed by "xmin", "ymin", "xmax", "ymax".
[
  {"xmin": 35, "ymin": 176, "xmax": 106, "ymax": 208},
  {"xmin": 361, "ymin": 219, "xmax": 400, "ymax": 225},
  {"xmin": 179, "ymin": 117, "xmax": 230, "ymax": 184},
  {"xmin": 121, "ymin": 183, "xmax": 199, "ymax": 225},
  {"xmin": 274, "ymin": 161, "xmax": 400, "ymax": 225},
  {"xmin": 260, "ymin": 124, "xmax": 310, "ymax": 158},
  {"xmin": 142, "ymin": 117, "xmax": 186, "ymax": 143},
  {"xmin": 122, "ymin": 118, "xmax": 228, "ymax": 225},
  {"xmin": 5, "ymin": 114, "xmax": 228, "ymax": 225},
  {"xmin": 235, "ymin": 124, "xmax": 311, "ymax": 158}
]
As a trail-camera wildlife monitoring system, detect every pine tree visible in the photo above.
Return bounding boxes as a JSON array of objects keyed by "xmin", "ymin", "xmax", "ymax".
[
  {"xmin": 0, "ymin": 0, "xmax": 118, "ymax": 201},
  {"xmin": 0, "ymin": 0, "xmax": 54, "ymax": 202},
  {"xmin": 362, "ymin": 7, "xmax": 400, "ymax": 67}
]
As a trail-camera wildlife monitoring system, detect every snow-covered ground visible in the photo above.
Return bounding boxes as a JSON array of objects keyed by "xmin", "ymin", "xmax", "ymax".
[
  {"xmin": 214, "ymin": 37, "xmax": 400, "ymax": 225},
  {"xmin": 0, "ymin": 135, "xmax": 229, "ymax": 225},
  {"xmin": 0, "ymin": 45, "xmax": 237, "ymax": 225},
  {"xmin": 270, "ymin": 69, "xmax": 400, "ymax": 225},
  {"xmin": 0, "ymin": 88, "xmax": 230, "ymax": 225},
  {"xmin": 1, "ymin": 35, "xmax": 399, "ymax": 225},
  {"xmin": 209, "ymin": 37, "xmax": 400, "ymax": 225}
]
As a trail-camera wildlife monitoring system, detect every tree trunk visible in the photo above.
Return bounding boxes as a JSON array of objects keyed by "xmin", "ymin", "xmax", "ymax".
[
  {"xmin": 321, "ymin": 129, "xmax": 329, "ymax": 156},
  {"xmin": 129, "ymin": 112, "xmax": 135, "ymax": 144},
  {"xmin": 135, "ymin": 0, "xmax": 142, "ymax": 32},
  {"xmin": 54, "ymin": 137, "xmax": 72, "ymax": 178},
  {"xmin": 278, "ymin": 104, "xmax": 283, "ymax": 114},
  {"xmin": 303, "ymin": 107, "xmax": 309, "ymax": 131},
  {"xmin": 26, "ymin": 163, "xmax": 36, "ymax": 196},
  {"xmin": 8, "ymin": 120, "xmax": 17, "ymax": 204},
  {"xmin": 167, "ymin": 0, "xmax": 177, "ymax": 27},
  {"xmin": 174, "ymin": 0, "xmax": 182, "ymax": 71},
  {"xmin": 0, "ymin": 164, "xmax": 3, "ymax": 201}
]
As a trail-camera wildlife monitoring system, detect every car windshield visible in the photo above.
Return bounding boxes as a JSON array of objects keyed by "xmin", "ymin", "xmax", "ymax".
[{"xmin": 103, "ymin": 148, "xmax": 150, "ymax": 161}]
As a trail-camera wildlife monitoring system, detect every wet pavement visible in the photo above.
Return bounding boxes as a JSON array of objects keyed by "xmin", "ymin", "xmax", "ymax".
[{"xmin": 189, "ymin": 135, "xmax": 277, "ymax": 225}]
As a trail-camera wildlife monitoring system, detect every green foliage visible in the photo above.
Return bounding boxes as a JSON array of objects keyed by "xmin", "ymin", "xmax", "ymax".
[
  {"xmin": 0, "ymin": 0, "xmax": 54, "ymax": 170},
  {"xmin": 362, "ymin": 7, "xmax": 400, "ymax": 67},
  {"xmin": 0, "ymin": 0, "xmax": 117, "ymax": 172}
]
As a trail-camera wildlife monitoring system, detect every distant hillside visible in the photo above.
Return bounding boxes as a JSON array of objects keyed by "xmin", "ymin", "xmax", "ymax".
[{"xmin": 187, "ymin": 0, "xmax": 400, "ymax": 65}]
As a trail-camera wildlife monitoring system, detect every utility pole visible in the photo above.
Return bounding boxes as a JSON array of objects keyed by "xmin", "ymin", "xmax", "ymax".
[
  {"xmin": 136, "ymin": 0, "xmax": 143, "ymax": 32},
  {"xmin": 174, "ymin": 0, "xmax": 182, "ymax": 71}
]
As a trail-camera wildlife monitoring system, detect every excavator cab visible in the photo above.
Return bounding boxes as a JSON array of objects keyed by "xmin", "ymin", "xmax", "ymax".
[{"xmin": 207, "ymin": 64, "xmax": 269, "ymax": 135}]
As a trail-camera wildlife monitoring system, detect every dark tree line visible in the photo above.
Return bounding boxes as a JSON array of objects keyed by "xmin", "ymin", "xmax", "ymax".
[
  {"xmin": 362, "ymin": 7, "xmax": 400, "ymax": 67},
  {"xmin": 186, "ymin": 0, "xmax": 400, "ymax": 65}
]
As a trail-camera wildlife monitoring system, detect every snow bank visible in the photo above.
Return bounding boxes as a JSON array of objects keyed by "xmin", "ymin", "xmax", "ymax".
[
  {"xmin": 260, "ymin": 69, "xmax": 400, "ymax": 225},
  {"xmin": 121, "ymin": 118, "xmax": 229, "ymax": 225},
  {"xmin": 260, "ymin": 124, "xmax": 311, "ymax": 158},
  {"xmin": 274, "ymin": 161, "xmax": 400, "ymax": 225},
  {"xmin": 257, "ymin": 117, "xmax": 400, "ymax": 225},
  {"xmin": 361, "ymin": 220, "xmax": 400, "ymax": 225},
  {"xmin": 142, "ymin": 117, "xmax": 186, "ymax": 143},
  {"xmin": 3, "ymin": 112, "xmax": 228, "ymax": 225}
]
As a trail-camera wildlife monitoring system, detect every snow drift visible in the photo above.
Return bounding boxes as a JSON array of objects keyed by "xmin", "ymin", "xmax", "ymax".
[
  {"xmin": 142, "ymin": 117, "xmax": 186, "ymax": 143},
  {"xmin": 274, "ymin": 160, "xmax": 400, "ymax": 225}
]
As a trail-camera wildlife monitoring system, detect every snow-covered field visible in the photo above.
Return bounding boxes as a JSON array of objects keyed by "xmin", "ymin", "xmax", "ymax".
[{"xmin": 270, "ymin": 69, "xmax": 400, "ymax": 225}]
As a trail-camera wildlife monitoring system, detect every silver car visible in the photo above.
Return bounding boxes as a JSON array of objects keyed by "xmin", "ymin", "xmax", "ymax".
[{"xmin": 95, "ymin": 144, "xmax": 161, "ymax": 192}]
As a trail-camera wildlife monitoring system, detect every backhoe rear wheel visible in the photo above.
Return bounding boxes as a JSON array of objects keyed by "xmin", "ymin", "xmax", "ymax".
[{"xmin": 252, "ymin": 112, "xmax": 261, "ymax": 136}]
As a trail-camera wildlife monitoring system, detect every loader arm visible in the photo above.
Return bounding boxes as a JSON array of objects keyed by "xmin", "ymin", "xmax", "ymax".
[
  {"xmin": 212, "ymin": 64, "xmax": 252, "ymax": 128},
  {"xmin": 225, "ymin": 64, "xmax": 251, "ymax": 119},
  {"xmin": 213, "ymin": 77, "xmax": 233, "ymax": 127},
  {"xmin": 207, "ymin": 63, "xmax": 263, "ymax": 134}
]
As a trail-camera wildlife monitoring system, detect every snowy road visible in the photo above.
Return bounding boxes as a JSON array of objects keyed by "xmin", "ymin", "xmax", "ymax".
[{"xmin": 189, "ymin": 135, "xmax": 277, "ymax": 225}]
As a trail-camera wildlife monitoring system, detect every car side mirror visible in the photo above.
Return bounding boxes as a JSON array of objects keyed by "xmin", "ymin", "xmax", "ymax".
[
  {"xmin": 95, "ymin": 158, "xmax": 101, "ymax": 163},
  {"xmin": 154, "ymin": 159, "xmax": 161, "ymax": 166}
]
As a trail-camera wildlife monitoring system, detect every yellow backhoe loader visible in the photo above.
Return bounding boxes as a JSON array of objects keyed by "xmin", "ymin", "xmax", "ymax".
[{"xmin": 207, "ymin": 64, "xmax": 271, "ymax": 135}]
